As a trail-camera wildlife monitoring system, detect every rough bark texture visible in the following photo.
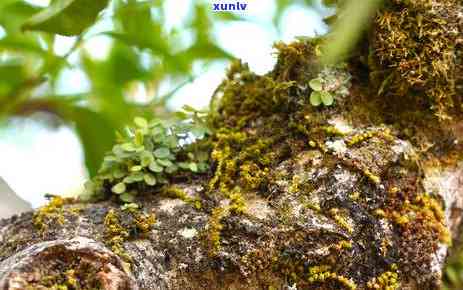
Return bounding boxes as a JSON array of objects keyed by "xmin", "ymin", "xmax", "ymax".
[{"xmin": 1, "ymin": 0, "xmax": 463, "ymax": 289}]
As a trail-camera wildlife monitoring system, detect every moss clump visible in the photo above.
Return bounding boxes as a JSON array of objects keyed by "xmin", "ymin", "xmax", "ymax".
[
  {"xmin": 366, "ymin": 265, "xmax": 400, "ymax": 290},
  {"xmin": 204, "ymin": 206, "xmax": 228, "ymax": 256},
  {"xmin": 329, "ymin": 208, "xmax": 354, "ymax": 234},
  {"xmin": 33, "ymin": 197, "xmax": 77, "ymax": 234},
  {"xmin": 307, "ymin": 265, "xmax": 357, "ymax": 290},
  {"xmin": 161, "ymin": 185, "xmax": 202, "ymax": 209},
  {"xmin": 103, "ymin": 206, "xmax": 156, "ymax": 262},
  {"xmin": 371, "ymin": 0, "xmax": 463, "ymax": 119}
]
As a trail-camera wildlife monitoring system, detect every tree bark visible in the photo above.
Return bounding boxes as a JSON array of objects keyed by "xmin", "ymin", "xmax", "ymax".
[{"xmin": 1, "ymin": 1, "xmax": 463, "ymax": 289}]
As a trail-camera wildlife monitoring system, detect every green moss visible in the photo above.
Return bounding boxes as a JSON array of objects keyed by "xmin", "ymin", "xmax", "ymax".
[
  {"xmin": 366, "ymin": 264, "xmax": 400, "ymax": 290},
  {"xmin": 204, "ymin": 206, "xmax": 228, "ymax": 256},
  {"xmin": 371, "ymin": 0, "xmax": 463, "ymax": 119},
  {"xmin": 329, "ymin": 208, "xmax": 354, "ymax": 234},
  {"xmin": 307, "ymin": 265, "xmax": 357, "ymax": 290},
  {"xmin": 103, "ymin": 207, "xmax": 156, "ymax": 263},
  {"xmin": 161, "ymin": 186, "xmax": 202, "ymax": 209},
  {"xmin": 33, "ymin": 197, "xmax": 78, "ymax": 234}
]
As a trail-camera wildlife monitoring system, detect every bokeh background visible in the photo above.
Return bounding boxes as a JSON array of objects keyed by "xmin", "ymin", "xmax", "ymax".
[{"xmin": 0, "ymin": 0, "xmax": 331, "ymax": 207}]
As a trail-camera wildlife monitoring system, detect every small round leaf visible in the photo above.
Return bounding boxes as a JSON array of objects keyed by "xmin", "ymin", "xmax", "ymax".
[
  {"xmin": 310, "ymin": 91, "xmax": 322, "ymax": 106},
  {"xmin": 154, "ymin": 147, "xmax": 170, "ymax": 159},
  {"xmin": 120, "ymin": 193, "xmax": 135, "ymax": 203},
  {"xmin": 149, "ymin": 161, "xmax": 164, "ymax": 173},
  {"xmin": 189, "ymin": 162, "xmax": 198, "ymax": 172},
  {"xmin": 134, "ymin": 117, "xmax": 148, "ymax": 128},
  {"xmin": 321, "ymin": 91, "xmax": 334, "ymax": 106},
  {"xmin": 309, "ymin": 78, "xmax": 323, "ymax": 91},
  {"xmin": 144, "ymin": 173, "xmax": 157, "ymax": 186},
  {"xmin": 111, "ymin": 182, "xmax": 126, "ymax": 194}
]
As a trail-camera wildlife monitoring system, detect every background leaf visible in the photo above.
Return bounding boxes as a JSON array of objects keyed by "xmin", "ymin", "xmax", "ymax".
[
  {"xmin": 70, "ymin": 107, "xmax": 116, "ymax": 177},
  {"xmin": 22, "ymin": 0, "xmax": 109, "ymax": 36}
]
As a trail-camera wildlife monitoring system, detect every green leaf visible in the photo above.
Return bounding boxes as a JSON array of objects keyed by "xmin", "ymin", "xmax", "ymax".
[
  {"xmin": 123, "ymin": 172, "xmax": 144, "ymax": 183},
  {"xmin": 120, "ymin": 192, "xmax": 135, "ymax": 203},
  {"xmin": 165, "ymin": 164, "xmax": 178, "ymax": 174},
  {"xmin": 71, "ymin": 107, "xmax": 116, "ymax": 177},
  {"xmin": 320, "ymin": 0, "xmax": 383, "ymax": 65},
  {"xmin": 130, "ymin": 165, "xmax": 143, "ymax": 172},
  {"xmin": 309, "ymin": 78, "xmax": 323, "ymax": 91},
  {"xmin": 148, "ymin": 161, "xmax": 163, "ymax": 173},
  {"xmin": 140, "ymin": 151, "xmax": 154, "ymax": 167},
  {"xmin": 22, "ymin": 0, "xmax": 109, "ymax": 36},
  {"xmin": 111, "ymin": 182, "xmax": 126, "ymax": 194},
  {"xmin": 189, "ymin": 162, "xmax": 198, "ymax": 172},
  {"xmin": 321, "ymin": 91, "xmax": 334, "ymax": 106},
  {"xmin": 178, "ymin": 162, "xmax": 190, "ymax": 170},
  {"xmin": 143, "ymin": 173, "xmax": 156, "ymax": 186},
  {"xmin": 154, "ymin": 147, "xmax": 170, "ymax": 159},
  {"xmin": 310, "ymin": 91, "xmax": 322, "ymax": 106},
  {"xmin": 121, "ymin": 143, "xmax": 136, "ymax": 152},
  {"xmin": 156, "ymin": 158, "xmax": 173, "ymax": 167},
  {"xmin": 134, "ymin": 116, "xmax": 148, "ymax": 128}
]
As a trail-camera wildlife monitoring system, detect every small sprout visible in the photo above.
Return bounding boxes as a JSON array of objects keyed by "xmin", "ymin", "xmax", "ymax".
[
  {"xmin": 309, "ymin": 78, "xmax": 323, "ymax": 91},
  {"xmin": 121, "ymin": 203, "xmax": 139, "ymax": 211},
  {"xmin": 308, "ymin": 64, "xmax": 351, "ymax": 107},
  {"xmin": 310, "ymin": 91, "xmax": 323, "ymax": 106}
]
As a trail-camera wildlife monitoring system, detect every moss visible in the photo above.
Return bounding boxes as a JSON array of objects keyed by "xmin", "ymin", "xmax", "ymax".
[
  {"xmin": 103, "ymin": 207, "xmax": 156, "ymax": 263},
  {"xmin": 366, "ymin": 264, "xmax": 400, "ymax": 290},
  {"xmin": 103, "ymin": 209, "xmax": 131, "ymax": 262},
  {"xmin": 33, "ymin": 197, "xmax": 77, "ymax": 234},
  {"xmin": 307, "ymin": 265, "xmax": 357, "ymax": 290},
  {"xmin": 21, "ymin": 251, "xmax": 105, "ymax": 290},
  {"xmin": 329, "ymin": 208, "xmax": 354, "ymax": 234},
  {"xmin": 371, "ymin": 0, "xmax": 463, "ymax": 119},
  {"xmin": 204, "ymin": 206, "xmax": 228, "ymax": 256},
  {"xmin": 161, "ymin": 185, "xmax": 202, "ymax": 209},
  {"xmin": 345, "ymin": 128, "xmax": 393, "ymax": 147}
]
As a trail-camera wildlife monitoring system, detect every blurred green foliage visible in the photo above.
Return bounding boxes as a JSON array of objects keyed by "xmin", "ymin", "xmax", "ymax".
[{"xmin": 0, "ymin": 0, "xmax": 315, "ymax": 177}]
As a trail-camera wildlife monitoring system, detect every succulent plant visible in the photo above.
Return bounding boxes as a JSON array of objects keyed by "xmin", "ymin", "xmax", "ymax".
[{"xmin": 82, "ymin": 108, "xmax": 210, "ymax": 203}]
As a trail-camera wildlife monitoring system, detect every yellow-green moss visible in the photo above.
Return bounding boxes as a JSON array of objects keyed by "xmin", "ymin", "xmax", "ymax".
[
  {"xmin": 329, "ymin": 208, "xmax": 354, "ymax": 234},
  {"xmin": 366, "ymin": 264, "xmax": 400, "ymax": 290},
  {"xmin": 161, "ymin": 186, "xmax": 202, "ymax": 209},
  {"xmin": 103, "ymin": 209, "xmax": 131, "ymax": 262},
  {"xmin": 307, "ymin": 265, "xmax": 357, "ymax": 290},
  {"xmin": 371, "ymin": 0, "xmax": 463, "ymax": 119},
  {"xmin": 103, "ymin": 207, "xmax": 156, "ymax": 263},
  {"xmin": 33, "ymin": 197, "xmax": 77, "ymax": 234},
  {"xmin": 205, "ymin": 206, "xmax": 228, "ymax": 256}
]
